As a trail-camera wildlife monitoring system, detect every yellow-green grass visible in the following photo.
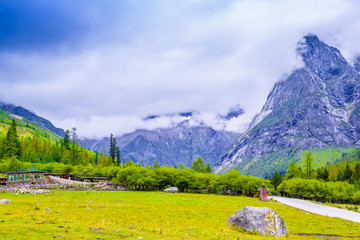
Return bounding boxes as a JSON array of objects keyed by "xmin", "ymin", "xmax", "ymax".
[{"xmin": 0, "ymin": 191, "xmax": 359, "ymax": 240}]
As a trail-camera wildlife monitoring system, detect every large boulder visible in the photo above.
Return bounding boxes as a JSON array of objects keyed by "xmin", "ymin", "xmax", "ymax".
[
  {"xmin": 227, "ymin": 206, "xmax": 288, "ymax": 236},
  {"xmin": 0, "ymin": 199, "xmax": 11, "ymax": 204}
]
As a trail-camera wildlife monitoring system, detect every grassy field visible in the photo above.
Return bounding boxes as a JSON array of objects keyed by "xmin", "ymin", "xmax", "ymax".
[{"xmin": 0, "ymin": 191, "xmax": 359, "ymax": 239}]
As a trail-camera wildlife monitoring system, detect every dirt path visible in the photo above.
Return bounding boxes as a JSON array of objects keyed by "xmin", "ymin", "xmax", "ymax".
[{"xmin": 270, "ymin": 196, "xmax": 360, "ymax": 224}]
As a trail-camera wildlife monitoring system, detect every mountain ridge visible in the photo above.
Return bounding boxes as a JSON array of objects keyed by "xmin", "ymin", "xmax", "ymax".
[
  {"xmin": 82, "ymin": 120, "xmax": 240, "ymax": 168},
  {"xmin": 0, "ymin": 102, "xmax": 65, "ymax": 137},
  {"xmin": 216, "ymin": 34, "xmax": 360, "ymax": 178}
]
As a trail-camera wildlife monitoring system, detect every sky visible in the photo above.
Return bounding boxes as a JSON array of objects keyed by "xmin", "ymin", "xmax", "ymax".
[{"xmin": 1, "ymin": 0, "xmax": 360, "ymax": 138}]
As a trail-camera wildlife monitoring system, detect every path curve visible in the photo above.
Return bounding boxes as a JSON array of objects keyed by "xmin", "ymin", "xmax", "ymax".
[{"xmin": 270, "ymin": 196, "xmax": 360, "ymax": 224}]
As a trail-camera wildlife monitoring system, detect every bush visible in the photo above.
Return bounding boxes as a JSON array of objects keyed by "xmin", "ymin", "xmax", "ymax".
[{"xmin": 352, "ymin": 190, "xmax": 360, "ymax": 204}]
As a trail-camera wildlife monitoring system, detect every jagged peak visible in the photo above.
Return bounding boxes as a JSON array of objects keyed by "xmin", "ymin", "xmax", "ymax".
[{"xmin": 296, "ymin": 33, "xmax": 324, "ymax": 57}]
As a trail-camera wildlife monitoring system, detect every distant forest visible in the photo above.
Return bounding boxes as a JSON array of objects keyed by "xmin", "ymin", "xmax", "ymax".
[{"xmin": 0, "ymin": 119, "xmax": 360, "ymax": 204}]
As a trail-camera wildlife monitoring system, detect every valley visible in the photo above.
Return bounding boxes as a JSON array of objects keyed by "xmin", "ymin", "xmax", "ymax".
[{"xmin": 1, "ymin": 191, "xmax": 359, "ymax": 239}]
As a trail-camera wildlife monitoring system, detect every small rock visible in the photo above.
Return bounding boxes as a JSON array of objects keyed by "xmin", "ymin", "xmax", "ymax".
[
  {"xmin": 0, "ymin": 199, "xmax": 11, "ymax": 204},
  {"xmin": 227, "ymin": 206, "xmax": 288, "ymax": 236}
]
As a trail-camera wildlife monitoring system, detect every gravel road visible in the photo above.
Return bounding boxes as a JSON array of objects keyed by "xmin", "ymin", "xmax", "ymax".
[{"xmin": 270, "ymin": 196, "xmax": 360, "ymax": 224}]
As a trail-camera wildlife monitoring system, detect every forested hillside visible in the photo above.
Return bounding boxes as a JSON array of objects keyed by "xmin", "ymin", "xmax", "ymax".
[{"xmin": 0, "ymin": 110, "xmax": 101, "ymax": 172}]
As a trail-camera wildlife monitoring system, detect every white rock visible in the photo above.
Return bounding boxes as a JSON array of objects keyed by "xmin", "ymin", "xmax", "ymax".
[{"xmin": 0, "ymin": 199, "xmax": 11, "ymax": 204}]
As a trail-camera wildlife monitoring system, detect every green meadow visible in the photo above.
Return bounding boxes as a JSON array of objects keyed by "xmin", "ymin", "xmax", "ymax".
[{"xmin": 0, "ymin": 191, "xmax": 359, "ymax": 240}]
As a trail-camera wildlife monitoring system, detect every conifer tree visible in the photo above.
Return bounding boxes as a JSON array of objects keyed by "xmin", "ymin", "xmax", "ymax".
[
  {"xmin": 205, "ymin": 164, "xmax": 212, "ymax": 173},
  {"xmin": 271, "ymin": 170, "xmax": 282, "ymax": 189},
  {"xmin": 116, "ymin": 146, "xmax": 121, "ymax": 166},
  {"xmin": 63, "ymin": 130, "xmax": 71, "ymax": 150},
  {"xmin": 109, "ymin": 134, "xmax": 117, "ymax": 163},
  {"xmin": 70, "ymin": 127, "xmax": 79, "ymax": 165},
  {"xmin": 191, "ymin": 157, "xmax": 206, "ymax": 173},
  {"xmin": 304, "ymin": 151, "xmax": 314, "ymax": 179},
  {"xmin": 4, "ymin": 119, "xmax": 22, "ymax": 158},
  {"xmin": 323, "ymin": 167, "xmax": 329, "ymax": 181},
  {"xmin": 343, "ymin": 163, "xmax": 353, "ymax": 181}
]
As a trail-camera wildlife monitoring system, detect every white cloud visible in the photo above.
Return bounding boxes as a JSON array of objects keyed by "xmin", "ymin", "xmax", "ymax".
[{"xmin": 1, "ymin": 0, "xmax": 360, "ymax": 138}]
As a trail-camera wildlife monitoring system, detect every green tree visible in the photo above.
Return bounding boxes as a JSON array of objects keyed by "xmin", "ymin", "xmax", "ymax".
[
  {"xmin": 271, "ymin": 170, "xmax": 282, "ymax": 189},
  {"xmin": 105, "ymin": 155, "xmax": 114, "ymax": 166},
  {"xmin": 343, "ymin": 163, "xmax": 353, "ymax": 181},
  {"xmin": 3, "ymin": 119, "xmax": 22, "ymax": 159},
  {"xmin": 205, "ymin": 164, "xmax": 212, "ymax": 173},
  {"xmin": 8, "ymin": 155, "xmax": 20, "ymax": 171},
  {"xmin": 355, "ymin": 163, "xmax": 360, "ymax": 176},
  {"xmin": 153, "ymin": 161, "xmax": 160, "ymax": 169},
  {"xmin": 284, "ymin": 161, "xmax": 302, "ymax": 179},
  {"xmin": 116, "ymin": 146, "xmax": 121, "ymax": 166},
  {"xmin": 62, "ymin": 130, "xmax": 71, "ymax": 150},
  {"xmin": 109, "ymin": 134, "xmax": 117, "ymax": 163},
  {"xmin": 191, "ymin": 157, "xmax": 206, "ymax": 173},
  {"xmin": 70, "ymin": 127, "xmax": 79, "ymax": 165},
  {"xmin": 303, "ymin": 151, "xmax": 314, "ymax": 179}
]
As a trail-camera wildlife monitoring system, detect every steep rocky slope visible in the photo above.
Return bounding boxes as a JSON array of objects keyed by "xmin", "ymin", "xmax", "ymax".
[{"xmin": 216, "ymin": 34, "xmax": 360, "ymax": 178}]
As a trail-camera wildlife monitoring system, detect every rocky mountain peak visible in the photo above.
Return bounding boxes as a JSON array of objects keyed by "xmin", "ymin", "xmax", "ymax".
[
  {"xmin": 296, "ymin": 33, "xmax": 349, "ymax": 81},
  {"xmin": 216, "ymin": 34, "xmax": 360, "ymax": 178}
]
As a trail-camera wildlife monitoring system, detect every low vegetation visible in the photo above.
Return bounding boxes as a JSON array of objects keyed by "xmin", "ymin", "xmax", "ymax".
[{"xmin": 1, "ymin": 190, "xmax": 359, "ymax": 239}]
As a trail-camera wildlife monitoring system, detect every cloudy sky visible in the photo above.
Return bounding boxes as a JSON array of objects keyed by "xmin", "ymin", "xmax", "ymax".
[{"xmin": 1, "ymin": 0, "xmax": 360, "ymax": 138}]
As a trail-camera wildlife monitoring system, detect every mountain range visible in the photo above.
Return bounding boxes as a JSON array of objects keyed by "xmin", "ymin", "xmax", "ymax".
[
  {"xmin": 0, "ymin": 102, "xmax": 241, "ymax": 168},
  {"xmin": 82, "ymin": 112, "xmax": 241, "ymax": 167},
  {"xmin": 216, "ymin": 34, "xmax": 360, "ymax": 178},
  {"xmin": 2, "ymin": 34, "xmax": 360, "ymax": 177}
]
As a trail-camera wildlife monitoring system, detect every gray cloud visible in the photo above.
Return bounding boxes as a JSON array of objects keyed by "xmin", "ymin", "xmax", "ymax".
[{"xmin": 1, "ymin": 0, "xmax": 360, "ymax": 138}]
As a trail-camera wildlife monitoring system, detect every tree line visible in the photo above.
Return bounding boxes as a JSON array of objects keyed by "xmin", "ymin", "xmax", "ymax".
[
  {"xmin": 0, "ymin": 120, "xmax": 271, "ymax": 197},
  {"xmin": 271, "ymin": 150, "xmax": 360, "ymax": 204}
]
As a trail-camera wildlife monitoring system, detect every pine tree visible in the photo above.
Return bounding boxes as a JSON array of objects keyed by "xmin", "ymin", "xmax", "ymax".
[
  {"xmin": 116, "ymin": 146, "xmax": 121, "ymax": 166},
  {"xmin": 95, "ymin": 151, "xmax": 99, "ymax": 165},
  {"xmin": 304, "ymin": 151, "xmax": 314, "ymax": 179},
  {"xmin": 63, "ymin": 130, "xmax": 71, "ymax": 150},
  {"xmin": 323, "ymin": 167, "xmax": 329, "ymax": 181},
  {"xmin": 343, "ymin": 163, "xmax": 353, "ymax": 181},
  {"xmin": 4, "ymin": 119, "xmax": 22, "ymax": 158},
  {"xmin": 109, "ymin": 134, "xmax": 117, "ymax": 163},
  {"xmin": 271, "ymin": 170, "xmax": 282, "ymax": 189},
  {"xmin": 205, "ymin": 164, "xmax": 212, "ymax": 173},
  {"xmin": 191, "ymin": 157, "xmax": 206, "ymax": 173},
  {"xmin": 153, "ymin": 161, "xmax": 160, "ymax": 169},
  {"xmin": 70, "ymin": 127, "xmax": 79, "ymax": 165}
]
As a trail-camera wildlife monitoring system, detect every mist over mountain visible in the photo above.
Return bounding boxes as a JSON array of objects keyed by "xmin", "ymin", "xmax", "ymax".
[
  {"xmin": 82, "ymin": 122, "xmax": 239, "ymax": 168},
  {"xmin": 216, "ymin": 34, "xmax": 360, "ymax": 178},
  {"xmin": 82, "ymin": 108, "xmax": 244, "ymax": 167}
]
